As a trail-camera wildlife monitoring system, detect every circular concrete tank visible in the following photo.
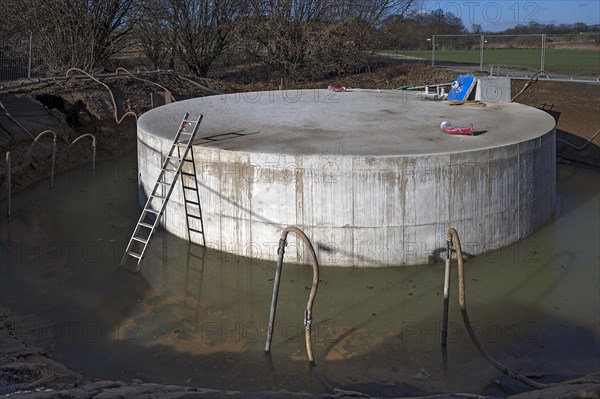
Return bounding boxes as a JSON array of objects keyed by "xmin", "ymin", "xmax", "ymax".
[{"xmin": 137, "ymin": 89, "xmax": 556, "ymax": 267}]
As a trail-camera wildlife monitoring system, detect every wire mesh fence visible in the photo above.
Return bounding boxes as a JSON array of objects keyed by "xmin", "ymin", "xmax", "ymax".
[
  {"xmin": 0, "ymin": 32, "xmax": 49, "ymax": 82},
  {"xmin": 544, "ymin": 34, "xmax": 600, "ymax": 76},
  {"xmin": 430, "ymin": 33, "xmax": 599, "ymax": 79},
  {"xmin": 0, "ymin": 33, "xmax": 32, "ymax": 81},
  {"xmin": 481, "ymin": 34, "xmax": 544, "ymax": 72},
  {"xmin": 383, "ymin": 33, "xmax": 599, "ymax": 80}
]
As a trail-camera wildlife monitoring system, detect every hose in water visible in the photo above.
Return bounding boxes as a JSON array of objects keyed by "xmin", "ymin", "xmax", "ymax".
[
  {"xmin": 446, "ymin": 233, "xmax": 596, "ymax": 389},
  {"xmin": 557, "ymin": 128, "xmax": 600, "ymax": 151},
  {"xmin": 0, "ymin": 131, "xmax": 96, "ymax": 202},
  {"xmin": 265, "ymin": 226, "xmax": 320, "ymax": 365},
  {"xmin": 446, "ymin": 228, "xmax": 549, "ymax": 389}
]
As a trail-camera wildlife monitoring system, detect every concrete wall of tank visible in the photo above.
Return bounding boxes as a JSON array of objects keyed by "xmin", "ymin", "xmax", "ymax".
[{"xmin": 137, "ymin": 128, "xmax": 556, "ymax": 267}]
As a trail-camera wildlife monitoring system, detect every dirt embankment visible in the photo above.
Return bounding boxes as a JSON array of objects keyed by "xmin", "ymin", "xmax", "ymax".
[
  {"xmin": 510, "ymin": 79, "xmax": 600, "ymax": 167},
  {"xmin": 0, "ymin": 71, "xmax": 223, "ymax": 196}
]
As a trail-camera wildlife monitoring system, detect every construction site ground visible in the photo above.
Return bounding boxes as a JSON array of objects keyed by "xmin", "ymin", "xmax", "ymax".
[{"xmin": 0, "ymin": 60, "xmax": 598, "ymax": 398}]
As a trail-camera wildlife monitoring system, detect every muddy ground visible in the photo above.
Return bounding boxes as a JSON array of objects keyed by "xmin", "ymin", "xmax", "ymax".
[
  {"xmin": 1, "ymin": 304, "xmax": 598, "ymax": 398},
  {"xmin": 0, "ymin": 60, "xmax": 599, "ymax": 398}
]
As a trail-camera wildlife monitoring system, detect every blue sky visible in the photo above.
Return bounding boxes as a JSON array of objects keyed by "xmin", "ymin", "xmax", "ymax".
[{"xmin": 420, "ymin": 1, "xmax": 600, "ymax": 32}]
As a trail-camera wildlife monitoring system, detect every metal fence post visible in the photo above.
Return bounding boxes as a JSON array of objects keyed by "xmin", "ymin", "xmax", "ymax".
[
  {"xmin": 28, "ymin": 31, "xmax": 33, "ymax": 79},
  {"xmin": 541, "ymin": 33, "xmax": 546, "ymax": 71},
  {"xmin": 432, "ymin": 35, "xmax": 436, "ymax": 66},
  {"xmin": 92, "ymin": 140, "xmax": 96, "ymax": 171},
  {"xmin": 480, "ymin": 34, "xmax": 484, "ymax": 71},
  {"xmin": 50, "ymin": 135, "xmax": 56, "ymax": 189},
  {"xmin": 6, "ymin": 152, "xmax": 11, "ymax": 217}
]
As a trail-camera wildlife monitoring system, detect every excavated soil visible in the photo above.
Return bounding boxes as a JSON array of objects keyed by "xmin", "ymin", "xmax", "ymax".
[{"xmin": 510, "ymin": 79, "xmax": 600, "ymax": 167}]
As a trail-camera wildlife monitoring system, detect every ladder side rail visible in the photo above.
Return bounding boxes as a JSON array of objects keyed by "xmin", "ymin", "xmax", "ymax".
[{"xmin": 187, "ymin": 148, "xmax": 206, "ymax": 246}]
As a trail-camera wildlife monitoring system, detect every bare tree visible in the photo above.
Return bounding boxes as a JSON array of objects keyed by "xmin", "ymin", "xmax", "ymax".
[
  {"xmin": 0, "ymin": 0, "xmax": 26, "ymax": 35},
  {"xmin": 241, "ymin": 0, "xmax": 330, "ymax": 77},
  {"xmin": 162, "ymin": 0, "xmax": 245, "ymax": 77},
  {"xmin": 379, "ymin": 4, "xmax": 470, "ymax": 50},
  {"xmin": 332, "ymin": 0, "xmax": 420, "ymax": 23},
  {"xmin": 241, "ymin": 0, "xmax": 421, "ymax": 79},
  {"xmin": 136, "ymin": 0, "xmax": 175, "ymax": 70},
  {"xmin": 15, "ymin": 0, "xmax": 140, "ymax": 73}
]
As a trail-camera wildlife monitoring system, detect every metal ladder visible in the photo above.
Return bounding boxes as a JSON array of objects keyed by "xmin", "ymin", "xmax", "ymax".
[
  {"xmin": 120, "ymin": 113, "xmax": 204, "ymax": 270},
  {"xmin": 178, "ymin": 139, "xmax": 206, "ymax": 246}
]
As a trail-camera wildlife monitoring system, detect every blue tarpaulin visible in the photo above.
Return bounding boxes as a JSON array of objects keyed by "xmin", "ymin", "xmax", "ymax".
[{"xmin": 447, "ymin": 75, "xmax": 477, "ymax": 102}]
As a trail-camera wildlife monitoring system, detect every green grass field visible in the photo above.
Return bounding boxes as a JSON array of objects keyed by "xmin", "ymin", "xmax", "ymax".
[{"xmin": 382, "ymin": 48, "xmax": 600, "ymax": 76}]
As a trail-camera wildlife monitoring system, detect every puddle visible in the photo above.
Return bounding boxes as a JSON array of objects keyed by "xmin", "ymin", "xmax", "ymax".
[{"xmin": 0, "ymin": 152, "xmax": 598, "ymax": 397}]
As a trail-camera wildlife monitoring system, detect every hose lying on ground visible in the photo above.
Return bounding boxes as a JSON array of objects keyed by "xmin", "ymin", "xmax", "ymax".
[
  {"xmin": 511, "ymin": 71, "xmax": 545, "ymax": 102},
  {"xmin": 115, "ymin": 67, "xmax": 176, "ymax": 102},
  {"xmin": 66, "ymin": 68, "xmax": 137, "ymax": 124}
]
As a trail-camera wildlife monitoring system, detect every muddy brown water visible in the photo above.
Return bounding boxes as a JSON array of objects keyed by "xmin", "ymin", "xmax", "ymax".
[{"xmin": 0, "ymin": 151, "xmax": 598, "ymax": 397}]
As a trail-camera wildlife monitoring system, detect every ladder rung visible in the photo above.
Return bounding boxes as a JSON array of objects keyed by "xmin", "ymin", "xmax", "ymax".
[
  {"xmin": 167, "ymin": 154, "xmax": 181, "ymax": 159},
  {"xmin": 151, "ymin": 194, "xmax": 165, "ymax": 199},
  {"xmin": 139, "ymin": 222, "xmax": 153, "ymax": 229},
  {"xmin": 156, "ymin": 181, "xmax": 169, "ymax": 185},
  {"xmin": 185, "ymin": 200, "xmax": 200, "ymax": 205},
  {"xmin": 145, "ymin": 208, "xmax": 160, "ymax": 214},
  {"xmin": 179, "ymin": 132, "xmax": 193, "ymax": 135},
  {"xmin": 132, "ymin": 237, "xmax": 148, "ymax": 244},
  {"xmin": 164, "ymin": 168, "xmax": 179, "ymax": 173},
  {"xmin": 181, "ymin": 172, "xmax": 195, "ymax": 177},
  {"xmin": 127, "ymin": 251, "xmax": 142, "ymax": 259},
  {"xmin": 182, "ymin": 185, "xmax": 198, "ymax": 190},
  {"xmin": 187, "ymin": 214, "xmax": 203, "ymax": 220},
  {"xmin": 189, "ymin": 228, "xmax": 204, "ymax": 234}
]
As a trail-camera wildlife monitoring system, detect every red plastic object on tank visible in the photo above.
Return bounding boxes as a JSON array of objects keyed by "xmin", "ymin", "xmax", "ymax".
[
  {"xmin": 327, "ymin": 84, "xmax": 346, "ymax": 93},
  {"xmin": 440, "ymin": 121, "xmax": 474, "ymax": 136}
]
